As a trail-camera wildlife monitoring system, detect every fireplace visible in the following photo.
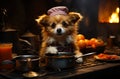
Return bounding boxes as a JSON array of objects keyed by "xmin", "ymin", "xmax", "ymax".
[
  {"xmin": 97, "ymin": 0, "xmax": 120, "ymax": 46},
  {"xmin": 98, "ymin": 0, "xmax": 119, "ymax": 23}
]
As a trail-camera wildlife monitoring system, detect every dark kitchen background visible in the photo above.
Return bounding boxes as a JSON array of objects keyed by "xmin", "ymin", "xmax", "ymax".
[{"xmin": 0, "ymin": 0, "xmax": 120, "ymax": 45}]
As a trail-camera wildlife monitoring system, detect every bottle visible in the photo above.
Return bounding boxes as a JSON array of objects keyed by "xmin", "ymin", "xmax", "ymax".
[{"xmin": 0, "ymin": 8, "xmax": 7, "ymax": 31}]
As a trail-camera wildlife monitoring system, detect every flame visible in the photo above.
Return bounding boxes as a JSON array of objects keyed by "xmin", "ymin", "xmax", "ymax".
[{"xmin": 109, "ymin": 7, "xmax": 119, "ymax": 23}]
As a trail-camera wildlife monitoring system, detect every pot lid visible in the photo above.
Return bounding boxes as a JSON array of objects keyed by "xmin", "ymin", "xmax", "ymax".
[
  {"xmin": 4, "ymin": 28, "xmax": 17, "ymax": 32},
  {"xmin": 21, "ymin": 31, "xmax": 36, "ymax": 37}
]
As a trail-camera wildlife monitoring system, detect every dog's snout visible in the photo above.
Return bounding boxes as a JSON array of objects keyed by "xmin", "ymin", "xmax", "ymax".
[
  {"xmin": 57, "ymin": 28, "xmax": 62, "ymax": 33},
  {"xmin": 54, "ymin": 26, "xmax": 65, "ymax": 35}
]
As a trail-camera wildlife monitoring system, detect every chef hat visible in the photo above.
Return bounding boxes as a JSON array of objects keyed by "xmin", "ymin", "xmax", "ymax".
[{"xmin": 47, "ymin": 6, "xmax": 69, "ymax": 16}]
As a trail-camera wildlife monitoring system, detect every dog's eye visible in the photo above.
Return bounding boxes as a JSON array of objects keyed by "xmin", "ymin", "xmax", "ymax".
[
  {"xmin": 51, "ymin": 23, "xmax": 56, "ymax": 28},
  {"xmin": 62, "ymin": 21, "xmax": 68, "ymax": 27}
]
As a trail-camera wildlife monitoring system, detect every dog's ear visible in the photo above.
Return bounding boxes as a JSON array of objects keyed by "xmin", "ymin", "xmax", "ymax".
[
  {"xmin": 35, "ymin": 14, "xmax": 49, "ymax": 27},
  {"xmin": 68, "ymin": 12, "xmax": 83, "ymax": 24}
]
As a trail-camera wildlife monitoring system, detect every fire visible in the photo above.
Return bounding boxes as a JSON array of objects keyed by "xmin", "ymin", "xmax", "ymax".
[{"xmin": 109, "ymin": 7, "xmax": 119, "ymax": 23}]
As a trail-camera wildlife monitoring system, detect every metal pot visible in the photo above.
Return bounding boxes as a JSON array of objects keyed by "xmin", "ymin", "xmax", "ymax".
[
  {"xmin": 45, "ymin": 52, "xmax": 77, "ymax": 71},
  {"xmin": 14, "ymin": 55, "xmax": 40, "ymax": 72},
  {"xmin": 2, "ymin": 55, "xmax": 40, "ymax": 72},
  {"xmin": 45, "ymin": 52, "xmax": 96, "ymax": 71}
]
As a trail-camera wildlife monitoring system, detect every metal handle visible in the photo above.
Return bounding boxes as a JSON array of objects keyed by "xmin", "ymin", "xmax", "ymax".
[
  {"xmin": 26, "ymin": 58, "xmax": 32, "ymax": 71},
  {"xmin": 19, "ymin": 38, "xmax": 32, "ymax": 46},
  {"xmin": 77, "ymin": 52, "xmax": 96, "ymax": 58}
]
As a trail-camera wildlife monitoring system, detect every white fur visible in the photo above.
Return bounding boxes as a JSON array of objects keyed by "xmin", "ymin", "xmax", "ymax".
[
  {"xmin": 45, "ymin": 46, "xmax": 58, "ymax": 54},
  {"xmin": 74, "ymin": 53, "xmax": 83, "ymax": 58},
  {"xmin": 75, "ymin": 58, "xmax": 83, "ymax": 63},
  {"xmin": 74, "ymin": 52, "xmax": 83, "ymax": 63},
  {"xmin": 66, "ymin": 35, "xmax": 73, "ymax": 43}
]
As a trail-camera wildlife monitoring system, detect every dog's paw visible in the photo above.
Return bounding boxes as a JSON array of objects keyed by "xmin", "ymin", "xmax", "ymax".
[
  {"xmin": 75, "ymin": 57, "xmax": 83, "ymax": 63},
  {"xmin": 74, "ymin": 53, "xmax": 83, "ymax": 63},
  {"xmin": 45, "ymin": 46, "xmax": 58, "ymax": 54},
  {"xmin": 74, "ymin": 53, "xmax": 83, "ymax": 58}
]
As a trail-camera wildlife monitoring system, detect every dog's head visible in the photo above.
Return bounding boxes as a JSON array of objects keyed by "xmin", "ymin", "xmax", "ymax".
[{"xmin": 36, "ymin": 6, "xmax": 83, "ymax": 37}]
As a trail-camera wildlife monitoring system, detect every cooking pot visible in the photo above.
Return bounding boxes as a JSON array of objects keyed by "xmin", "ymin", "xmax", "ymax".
[
  {"xmin": 45, "ymin": 52, "xmax": 96, "ymax": 71},
  {"xmin": 2, "ymin": 55, "xmax": 40, "ymax": 72},
  {"xmin": 45, "ymin": 52, "xmax": 77, "ymax": 71}
]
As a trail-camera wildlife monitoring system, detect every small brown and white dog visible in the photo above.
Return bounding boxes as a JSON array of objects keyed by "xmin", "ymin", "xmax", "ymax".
[{"xmin": 36, "ymin": 6, "xmax": 83, "ymax": 63}]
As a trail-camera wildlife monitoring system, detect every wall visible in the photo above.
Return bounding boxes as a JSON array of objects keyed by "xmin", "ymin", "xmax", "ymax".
[{"xmin": 1, "ymin": 0, "xmax": 119, "ymax": 41}]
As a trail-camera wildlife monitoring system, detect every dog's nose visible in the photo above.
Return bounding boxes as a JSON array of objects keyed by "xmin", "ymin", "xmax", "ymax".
[{"xmin": 57, "ymin": 28, "xmax": 62, "ymax": 34}]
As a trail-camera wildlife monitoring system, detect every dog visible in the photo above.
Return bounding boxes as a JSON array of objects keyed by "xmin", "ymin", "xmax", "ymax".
[{"xmin": 36, "ymin": 6, "xmax": 83, "ymax": 63}]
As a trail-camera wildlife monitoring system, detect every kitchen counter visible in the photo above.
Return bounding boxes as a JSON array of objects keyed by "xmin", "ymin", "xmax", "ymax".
[
  {"xmin": 0, "ymin": 57, "xmax": 120, "ymax": 79},
  {"xmin": 42, "ymin": 63, "xmax": 120, "ymax": 79}
]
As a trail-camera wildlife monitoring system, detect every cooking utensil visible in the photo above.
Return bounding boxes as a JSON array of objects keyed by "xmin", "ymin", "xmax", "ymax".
[
  {"xmin": 1, "ymin": 55, "xmax": 40, "ymax": 72},
  {"xmin": 22, "ymin": 57, "xmax": 46, "ymax": 78},
  {"xmin": 45, "ymin": 52, "xmax": 96, "ymax": 71},
  {"xmin": 22, "ymin": 58, "xmax": 39, "ymax": 78},
  {"xmin": 45, "ymin": 52, "xmax": 75, "ymax": 71},
  {"xmin": 77, "ymin": 52, "xmax": 96, "ymax": 58}
]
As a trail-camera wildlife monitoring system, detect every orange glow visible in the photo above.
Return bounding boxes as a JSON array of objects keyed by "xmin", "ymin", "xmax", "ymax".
[
  {"xmin": 0, "ymin": 43, "xmax": 13, "ymax": 70},
  {"xmin": 109, "ymin": 7, "xmax": 119, "ymax": 23}
]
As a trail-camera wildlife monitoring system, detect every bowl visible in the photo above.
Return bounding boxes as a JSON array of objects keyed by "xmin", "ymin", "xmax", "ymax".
[{"xmin": 80, "ymin": 45, "xmax": 106, "ymax": 54}]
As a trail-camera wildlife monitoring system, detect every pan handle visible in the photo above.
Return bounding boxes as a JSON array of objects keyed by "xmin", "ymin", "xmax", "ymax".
[{"xmin": 77, "ymin": 52, "xmax": 96, "ymax": 58}]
